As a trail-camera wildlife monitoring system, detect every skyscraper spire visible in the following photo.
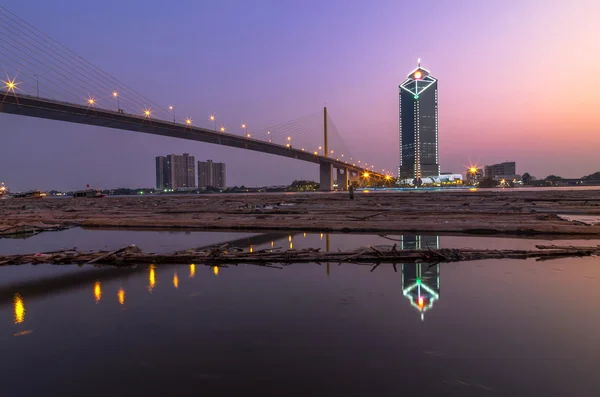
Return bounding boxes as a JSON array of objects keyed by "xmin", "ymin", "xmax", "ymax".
[{"xmin": 417, "ymin": 57, "xmax": 421, "ymax": 67}]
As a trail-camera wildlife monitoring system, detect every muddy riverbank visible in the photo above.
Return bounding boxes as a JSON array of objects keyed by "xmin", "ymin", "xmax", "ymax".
[{"xmin": 2, "ymin": 189, "xmax": 600, "ymax": 236}]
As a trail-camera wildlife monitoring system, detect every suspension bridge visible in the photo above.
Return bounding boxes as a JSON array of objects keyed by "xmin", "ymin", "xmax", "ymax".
[{"xmin": 0, "ymin": 6, "xmax": 390, "ymax": 190}]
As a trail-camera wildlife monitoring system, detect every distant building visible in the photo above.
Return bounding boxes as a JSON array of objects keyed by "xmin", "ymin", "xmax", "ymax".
[
  {"xmin": 484, "ymin": 162, "xmax": 516, "ymax": 180},
  {"xmin": 398, "ymin": 59, "xmax": 440, "ymax": 181},
  {"xmin": 156, "ymin": 153, "xmax": 195, "ymax": 190},
  {"xmin": 198, "ymin": 160, "xmax": 226, "ymax": 189},
  {"xmin": 155, "ymin": 156, "xmax": 171, "ymax": 190}
]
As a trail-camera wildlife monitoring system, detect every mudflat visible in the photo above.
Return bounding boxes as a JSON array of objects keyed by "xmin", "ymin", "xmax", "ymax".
[{"xmin": 2, "ymin": 189, "xmax": 600, "ymax": 236}]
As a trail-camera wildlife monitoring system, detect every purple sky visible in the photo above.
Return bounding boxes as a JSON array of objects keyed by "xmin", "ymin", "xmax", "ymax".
[{"xmin": 1, "ymin": 0, "xmax": 599, "ymax": 191}]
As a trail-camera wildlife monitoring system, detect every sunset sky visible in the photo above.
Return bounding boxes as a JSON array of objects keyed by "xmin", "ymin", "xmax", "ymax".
[{"xmin": 1, "ymin": 0, "xmax": 599, "ymax": 191}]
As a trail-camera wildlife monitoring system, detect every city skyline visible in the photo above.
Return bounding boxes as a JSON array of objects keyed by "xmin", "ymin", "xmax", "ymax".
[{"xmin": 1, "ymin": 0, "xmax": 600, "ymax": 191}]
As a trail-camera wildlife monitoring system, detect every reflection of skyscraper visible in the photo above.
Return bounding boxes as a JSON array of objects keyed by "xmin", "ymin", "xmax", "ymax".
[
  {"xmin": 398, "ymin": 59, "xmax": 440, "ymax": 181},
  {"xmin": 400, "ymin": 235, "xmax": 441, "ymax": 321}
]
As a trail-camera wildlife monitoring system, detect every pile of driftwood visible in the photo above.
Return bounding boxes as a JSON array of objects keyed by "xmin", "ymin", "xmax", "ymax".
[
  {"xmin": 0, "ymin": 223, "xmax": 73, "ymax": 238},
  {"xmin": 1, "ymin": 244, "xmax": 599, "ymax": 267}
]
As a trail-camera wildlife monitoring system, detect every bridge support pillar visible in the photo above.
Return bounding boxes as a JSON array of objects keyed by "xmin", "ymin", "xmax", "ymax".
[
  {"xmin": 336, "ymin": 168, "xmax": 349, "ymax": 190},
  {"xmin": 319, "ymin": 162, "xmax": 333, "ymax": 191}
]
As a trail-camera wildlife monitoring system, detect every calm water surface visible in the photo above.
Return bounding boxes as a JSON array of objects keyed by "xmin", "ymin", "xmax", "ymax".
[{"xmin": 2, "ymin": 230, "xmax": 600, "ymax": 396}]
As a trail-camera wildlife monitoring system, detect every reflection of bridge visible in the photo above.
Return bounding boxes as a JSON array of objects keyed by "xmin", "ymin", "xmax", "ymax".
[{"xmin": 0, "ymin": 6, "xmax": 387, "ymax": 190}]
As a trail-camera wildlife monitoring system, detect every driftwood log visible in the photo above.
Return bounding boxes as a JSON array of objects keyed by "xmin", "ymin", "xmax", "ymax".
[{"xmin": 0, "ymin": 244, "xmax": 598, "ymax": 267}]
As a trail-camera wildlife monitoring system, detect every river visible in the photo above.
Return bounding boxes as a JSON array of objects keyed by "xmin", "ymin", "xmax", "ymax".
[{"xmin": 2, "ymin": 229, "xmax": 600, "ymax": 396}]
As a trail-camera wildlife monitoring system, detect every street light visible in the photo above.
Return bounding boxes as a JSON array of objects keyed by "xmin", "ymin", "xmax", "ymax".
[
  {"xmin": 169, "ymin": 106, "xmax": 175, "ymax": 122},
  {"xmin": 144, "ymin": 109, "xmax": 152, "ymax": 118},
  {"xmin": 220, "ymin": 126, "xmax": 225, "ymax": 133},
  {"xmin": 112, "ymin": 91, "xmax": 119, "ymax": 111},
  {"xmin": 87, "ymin": 97, "xmax": 96, "ymax": 106},
  {"xmin": 2, "ymin": 77, "xmax": 18, "ymax": 93},
  {"xmin": 185, "ymin": 118, "xmax": 192, "ymax": 126},
  {"xmin": 267, "ymin": 131, "xmax": 271, "ymax": 142},
  {"xmin": 209, "ymin": 115, "xmax": 216, "ymax": 130},
  {"xmin": 34, "ymin": 74, "xmax": 39, "ymax": 97},
  {"xmin": 242, "ymin": 123, "xmax": 247, "ymax": 137}
]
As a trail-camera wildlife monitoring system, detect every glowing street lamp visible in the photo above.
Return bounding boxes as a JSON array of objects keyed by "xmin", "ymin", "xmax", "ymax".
[
  {"xmin": 220, "ymin": 126, "xmax": 225, "ymax": 133},
  {"xmin": 2, "ymin": 77, "xmax": 18, "ymax": 93},
  {"xmin": 185, "ymin": 118, "xmax": 192, "ymax": 126},
  {"xmin": 242, "ymin": 123, "xmax": 247, "ymax": 137},
  {"xmin": 144, "ymin": 109, "xmax": 152, "ymax": 118},
  {"xmin": 87, "ymin": 97, "xmax": 96, "ymax": 106},
  {"xmin": 267, "ymin": 131, "xmax": 271, "ymax": 142},
  {"xmin": 112, "ymin": 91, "xmax": 120, "ymax": 111}
]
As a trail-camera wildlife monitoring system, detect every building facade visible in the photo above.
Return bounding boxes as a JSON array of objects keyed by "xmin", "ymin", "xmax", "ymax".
[
  {"xmin": 398, "ymin": 59, "xmax": 440, "ymax": 181},
  {"xmin": 198, "ymin": 160, "xmax": 226, "ymax": 189},
  {"xmin": 484, "ymin": 162, "xmax": 516, "ymax": 180},
  {"xmin": 155, "ymin": 156, "xmax": 171, "ymax": 190},
  {"xmin": 156, "ymin": 153, "xmax": 195, "ymax": 190}
]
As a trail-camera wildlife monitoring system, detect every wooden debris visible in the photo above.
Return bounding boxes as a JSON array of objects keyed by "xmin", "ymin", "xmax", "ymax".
[{"xmin": 0, "ymin": 244, "xmax": 598, "ymax": 267}]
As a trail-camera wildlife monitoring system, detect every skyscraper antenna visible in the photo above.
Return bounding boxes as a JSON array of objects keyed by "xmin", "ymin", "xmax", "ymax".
[{"xmin": 418, "ymin": 57, "xmax": 421, "ymax": 67}]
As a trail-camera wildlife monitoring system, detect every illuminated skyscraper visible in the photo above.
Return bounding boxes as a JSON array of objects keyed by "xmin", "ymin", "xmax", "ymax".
[{"xmin": 398, "ymin": 59, "xmax": 439, "ymax": 182}]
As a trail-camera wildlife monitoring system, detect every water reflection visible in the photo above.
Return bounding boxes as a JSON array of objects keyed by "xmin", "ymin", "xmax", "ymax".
[
  {"xmin": 13, "ymin": 293, "xmax": 25, "ymax": 323},
  {"xmin": 93, "ymin": 281, "xmax": 102, "ymax": 303},
  {"xmin": 7, "ymin": 233, "xmax": 448, "ymax": 324},
  {"xmin": 400, "ymin": 235, "xmax": 441, "ymax": 321},
  {"xmin": 118, "ymin": 288, "xmax": 125, "ymax": 305},
  {"xmin": 148, "ymin": 264, "xmax": 156, "ymax": 292}
]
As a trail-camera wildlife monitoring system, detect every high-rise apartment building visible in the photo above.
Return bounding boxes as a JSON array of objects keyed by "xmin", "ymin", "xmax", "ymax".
[
  {"xmin": 198, "ymin": 160, "xmax": 226, "ymax": 189},
  {"xmin": 155, "ymin": 156, "xmax": 171, "ymax": 190},
  {"xmin": 398, "ymin": 59, "xmax": 440, "ymax": 181},
  {"xmin": 155, "ymin": 153, "xmax": 196, "ymax": 190}
]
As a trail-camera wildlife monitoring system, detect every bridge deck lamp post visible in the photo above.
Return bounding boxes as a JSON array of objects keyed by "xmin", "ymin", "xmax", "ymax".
[
  {"xmin": 169, "ymin": 106, "xmax": 175, "ymax": 122},
  {"xmin": 242, "ymin": 123, "xmax": 248, "ymax": 138},
  {"xmin": 267, "ymin": 131, "xmax": 271, "ymax": 142},
  {"xmin": 112, "ymin": 91, "xmax": 119, "ymax": 111},
  {"xmin": 220, "ymin": 126, "xmax": 225, "ymax": 133},
  {"xmin": 210, "ymin": 115, "xmax": 216, "ymax": 130},
  {"xmin": 185, "ymin": 118, "xmax": 192, "ymax": 126},
  {"xmin": 34, "ymin": 74, "xmax": 39, "ymax": 97}
]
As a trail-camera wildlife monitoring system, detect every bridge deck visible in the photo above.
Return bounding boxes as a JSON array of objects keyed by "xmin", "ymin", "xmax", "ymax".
[{"xmin": 0, "ymin": 92, "xmax": 379, "ymax": 177}]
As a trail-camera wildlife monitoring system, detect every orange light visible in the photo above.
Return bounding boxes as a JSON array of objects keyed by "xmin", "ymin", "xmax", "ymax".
[
  {"xmin": 363, "ymin": 172, "xmax": 369, "ymax": 178},
  {"xmin": 213, "ymin": 266, "xmax": 219, "ymax": 276},
  {"xmin": 173, "ymin": 272, "xmax": 179, "ymax": 289},
  {"xmin": 13, "ymin": 294, "xmax": 25, "ymax": 324},
  {"xmin": 418, "ymin": 296, "xmax": 425, "ymax": 307},
  {"xmin": 414, "ymin": 71, "xmax": 422, "ymax": 79},
  {"xmin": 87, "ymin": 97, "xmax": 96, "ymax": 106},
  {"xmin": 144, "ymin": 109, "xmax": 151, "ymax": 117},
  {"xmin": 220, "ymin": 126, "xmax": 225, "ymax": 133},
  {"xmin": 189, "ymin": 264, "xmax": 196, "ymax": 278},
  {"xmin": 93, "ymin": 281, "xmax": 102, "ymax": 303},
  {"xmin": 118, "ymin": 288, "xmax": 125, "ymax": 305},
  {"xmin": 185, "ymin": 118, "xmax": 192, "ymax": 125}
]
